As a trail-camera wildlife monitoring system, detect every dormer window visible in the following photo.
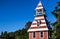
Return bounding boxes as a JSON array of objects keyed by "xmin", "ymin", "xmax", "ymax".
[{"xmin": 37, "ymin": 20, "xmax": 41, "ymax": 26}]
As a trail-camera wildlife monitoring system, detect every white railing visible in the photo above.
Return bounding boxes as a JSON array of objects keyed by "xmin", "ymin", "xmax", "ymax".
[{"xmin": 36, "ymin": 12, "xmax": 45, "ymax": 15}]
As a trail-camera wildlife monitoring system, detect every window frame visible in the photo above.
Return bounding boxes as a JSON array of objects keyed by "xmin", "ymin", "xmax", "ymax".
[
  {"xmin": 40, "ymin": 31, "xmax": 44, "ymax": 38},
  {"xmin": 37, "ymin": 20, "xmax": 41, "ymax": 26},
  {"xmin": 33, "ymin": 32, "xmax": 36, "ymax": 38}
]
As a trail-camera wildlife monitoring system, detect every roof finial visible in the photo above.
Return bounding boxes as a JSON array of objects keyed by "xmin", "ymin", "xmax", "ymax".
[
  {"xmin": 38, "ymin": 1, "xmax": 42, "ymax": 5},
  {"xmin": 35, "ymin": 1, "xmax": 43, "ymax": 10}
]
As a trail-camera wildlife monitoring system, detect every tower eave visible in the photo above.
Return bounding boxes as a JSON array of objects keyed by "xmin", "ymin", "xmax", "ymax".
[
  {"xmin": 36, "ymin": 7, "xmax": 43, "ymax": 10},
  {"xmin": 27, "ymin": 28, "xmax": 48, "ymax": 32}
]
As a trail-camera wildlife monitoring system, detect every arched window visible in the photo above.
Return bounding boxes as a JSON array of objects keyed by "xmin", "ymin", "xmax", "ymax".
[
  {"xmin": 40, "ymin": 31, "xmax": 43, "ymax": 38},
  {"xmin": 37, "ymin": 20, "xmax": 41, "ymax": 26},
  {"xmin": 33, "ymin": 32, "xmax": 35, "ymax": 38}
]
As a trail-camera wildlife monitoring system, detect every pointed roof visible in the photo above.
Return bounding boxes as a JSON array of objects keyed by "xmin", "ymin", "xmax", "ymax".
[{"xmin": 36, "ymin": 1, "xmax": 43, "ymax": 10}]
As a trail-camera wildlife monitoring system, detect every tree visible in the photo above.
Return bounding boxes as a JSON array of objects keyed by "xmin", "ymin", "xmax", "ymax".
[
  {"xmin": 22, "ymin": 21, "xmax": 32, "ymax": 39},
  {"xmin": 52, "ymin": 2, "xmax": 60, "ymax": 39},
  {"xmin": 8, "ymin": 32, "xmax": 15, "ymax": 39},
  {"xmin": 0, "ymin": 21, "xmax": 32, "ymax": 39},
  {"xmin": 0, "ymin": 32, "xmax": 4, "ymax": 37},
  {"xmin": 24, "ymin": 21, "xmax": 32, "ymax": 30},
  {"xmin": 15, "ymin": 21, "xmax": 32, "ymax": 39},
  {"xmin": 2, "ymin": 31, "xmax": 8, "ymax": 39}
]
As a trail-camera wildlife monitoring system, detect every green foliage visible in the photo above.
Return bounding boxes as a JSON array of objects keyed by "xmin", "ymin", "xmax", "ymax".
[
  {"xmin": 57, "ymin": 2, "xmax": 60, "ymax": 6},
  {"xmin": 52, "ymin": 2, "xmax": 60, "ymax": 39},
  {"xmin": 24, "ymin": 21, "xmax": 32, "ymax": 30},
  {"xmin": 0, "ymin": 21, "xmax": 32, "ymax": 39}
]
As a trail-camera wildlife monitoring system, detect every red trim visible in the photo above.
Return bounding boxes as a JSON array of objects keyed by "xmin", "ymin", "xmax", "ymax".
[
  {"xmin": 32, "ymin": 22, "xmax": 46, "ymax": 25},
  {"xmin": 38, "ymin": 5, "xmax": 42, "ymax": 7},
  {"xmin": 30, "ymin": 26, "xmax": 47, "ymax": 29},
  {"xmin": 35, "ymin": 18, "xmax": 44, "ymax": 21}
]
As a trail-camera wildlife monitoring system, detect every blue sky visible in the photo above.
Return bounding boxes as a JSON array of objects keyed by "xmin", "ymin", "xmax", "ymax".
[{"xmin": 0, "ymin": 0, "xmax": 60, "ymax": 33}]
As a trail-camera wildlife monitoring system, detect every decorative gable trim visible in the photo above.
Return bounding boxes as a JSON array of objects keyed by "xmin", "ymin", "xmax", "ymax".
[{"xmin": 28, "ymin": 28, "xmax": 48, "ymax": 32}]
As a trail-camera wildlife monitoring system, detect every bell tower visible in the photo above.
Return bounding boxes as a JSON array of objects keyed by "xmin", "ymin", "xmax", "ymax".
[
  {"xmin": 27, "ymin": 1, "xmax": 52, "ymax": 39},
  {"xmin": 35, "ymin": 1, "xmax": 45, "ymax": 16}
]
